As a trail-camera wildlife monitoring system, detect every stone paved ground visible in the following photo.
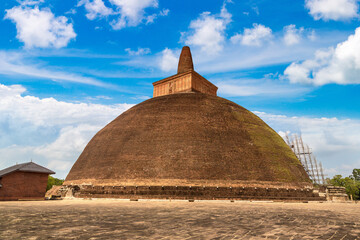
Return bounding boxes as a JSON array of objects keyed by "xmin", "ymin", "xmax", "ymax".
[{"xmin": 0, "ymin": 199, "xmax": 359, "ymax": 239}]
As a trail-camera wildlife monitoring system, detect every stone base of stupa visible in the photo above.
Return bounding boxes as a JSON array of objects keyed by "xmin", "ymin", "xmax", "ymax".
[{"xmin": 57, "ymin": 182, "xmax": 326, "ymax": 201}]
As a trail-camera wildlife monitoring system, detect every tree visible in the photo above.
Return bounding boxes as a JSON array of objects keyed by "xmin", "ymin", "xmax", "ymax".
[
  {"xmin": 328, "ymin": 175, "xmax": 345, "ymax": 187},
  {"xmin": 47, "ymin": 176, "xmax": 64, "ymax": 191},
  {"xmin": 352, "ymin": 169, "xmax": 360, "ymax": 181},
  {"xmin": 343, "ymin": 177, "xmax": 360, "ymax": 200}
]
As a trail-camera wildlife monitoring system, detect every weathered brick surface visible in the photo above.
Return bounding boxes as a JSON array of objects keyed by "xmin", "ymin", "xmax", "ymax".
[
  {"xmin": 0, "ymin": 200, "xmax": 359, "ymax": 239},
  {"xmin": 192, "ymin": 71, "xmax": 218, "ymax": 96},
  {"xmin": 65, "ymin": 93, "xmax": 310, "ymax": 189},
  {"xmin": 66, "ymin": 46, "xmax": 314, "ymax": 200},
  {"xmin": 153, "ymin": 71, "xmax": 193, "ymax": 97},
  {"xmin": 177, "ymin": 46, "xmax": 194, "ymax": 74},
  {"xmin": 70, "ymin": 185, "xmax": 325, "ymax": 201},
  {"xmin": 152, "ymin": 71, "xmax": 217, "ymax": 97},
  {"xmin": 0, "ymin": 171, "xmax": 48, "ymax": 200}
]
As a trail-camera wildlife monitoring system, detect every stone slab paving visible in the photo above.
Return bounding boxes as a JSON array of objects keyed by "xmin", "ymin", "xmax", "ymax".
[{"xmin": 0, "ymin": 199, "xmax": 359, "ymax": 239}]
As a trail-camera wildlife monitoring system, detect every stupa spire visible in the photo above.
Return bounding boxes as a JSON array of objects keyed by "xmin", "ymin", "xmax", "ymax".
[
  {"xmin": 177, "ymin": 46, "xmax": 194, "ymax": 74},
  {"xmin": 152, "ymin": 45, "xmax": 217, "ymax": 97}
]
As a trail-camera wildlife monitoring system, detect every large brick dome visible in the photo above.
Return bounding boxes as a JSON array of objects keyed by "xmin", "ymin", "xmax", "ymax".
[
  {"xmin": 62, "ymin": 47, "xmax": 321, "ymax": 201},
  {"xmin": 64, "ymin": 93, "xmax": 310, "ymax": 188}
]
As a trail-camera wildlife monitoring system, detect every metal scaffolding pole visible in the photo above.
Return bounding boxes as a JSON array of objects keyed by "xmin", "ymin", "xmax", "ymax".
[
  {"xmin": 282, "ymin": 133, "xmax": 326, "ymax": 185},
  {"xmin": 319, "ymin": 161, "xmax": 326, "ymax": 185},
  {"xmin": 297, "ymin": 135, "xmax": 310, "ymax": 176},
  {"xmin": 313, "ymin": 156, "xmax": 322, "ymax": 185},
  {"xmin": 305, "ymin": 144, "xmax": 317, "ymax": 184}
]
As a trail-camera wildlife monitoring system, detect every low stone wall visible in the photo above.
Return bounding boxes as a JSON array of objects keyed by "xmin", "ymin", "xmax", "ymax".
[
  {"xmin": 326, "ymin": 186, "xmax": 349, "ymax": 202},
  {"xmin": 60, "ymin": 185, "xmax": 326, "ymax": 201}
]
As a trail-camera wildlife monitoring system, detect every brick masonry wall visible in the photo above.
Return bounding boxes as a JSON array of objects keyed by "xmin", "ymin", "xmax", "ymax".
[
  {"xmin": 0, "ymin": 172, "xmax": 49, "ymax": 200},
  {"xmin": 68, "ymin": 185, "xmax": 326, "ymax": 201},
  {"xmin": 191, "ymin": 73, "xmax": 217, "ymax": 96},
  {"xmin": 153, "ymin": 73, "xmax": 192, "ymax": 97},
  {"xmin": 153, "ymin": 72, "xmax": 217, "ymax": 97}
]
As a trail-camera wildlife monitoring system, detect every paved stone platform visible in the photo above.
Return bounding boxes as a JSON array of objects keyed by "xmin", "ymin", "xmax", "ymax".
[{"xmin": 0, "ymin": 200, "xmax": 359, "ymax": 239}]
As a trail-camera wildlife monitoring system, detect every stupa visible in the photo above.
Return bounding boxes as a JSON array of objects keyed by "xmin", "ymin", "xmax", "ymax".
[{"xmin": 63, "ymin": 46, "xmax": 324, "ymax": 201}]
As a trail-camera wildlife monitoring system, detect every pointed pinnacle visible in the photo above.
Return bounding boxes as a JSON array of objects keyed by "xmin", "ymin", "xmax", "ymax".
[{"xmin": 177, "ymin": 46, "xmax": 194, "ymax": 74}]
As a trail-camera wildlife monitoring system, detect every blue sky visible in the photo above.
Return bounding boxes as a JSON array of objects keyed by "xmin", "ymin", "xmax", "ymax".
[{"xmin": 0, "ymin": 0, "xmax": 360, "ymax": 179}]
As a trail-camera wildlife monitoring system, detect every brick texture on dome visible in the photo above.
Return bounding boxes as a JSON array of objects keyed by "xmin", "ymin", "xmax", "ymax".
[
  {"xmin": 65, "ymin": 93, "xmax": 310, "ymax": 188},
  {"xmin": 63, "ymin": 46, "xmax": 319, "ymax": 201}
]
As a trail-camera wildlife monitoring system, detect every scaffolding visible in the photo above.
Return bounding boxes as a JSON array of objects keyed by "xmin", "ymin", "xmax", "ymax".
[{"xmin": 284, "ymin": 133, "xmax": 326, "ymax": 185}]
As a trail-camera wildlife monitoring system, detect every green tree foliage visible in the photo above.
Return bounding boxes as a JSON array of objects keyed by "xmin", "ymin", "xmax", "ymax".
[
  {"xmin": 327, "ymin": 169, "xmax": 360, "ymax": 200},
  {"xmin": 352, "ymin": 169, "xmax": 360, "ymax": 181},
  {"xmin": 47, "ymin": 176, "xmax": 64, "ymax": 191}
]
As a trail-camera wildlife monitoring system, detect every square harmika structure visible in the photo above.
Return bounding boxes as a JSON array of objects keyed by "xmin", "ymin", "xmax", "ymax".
[{"xmin": 153, "ymin": 46, "xmax": 217, "ymax": 97}]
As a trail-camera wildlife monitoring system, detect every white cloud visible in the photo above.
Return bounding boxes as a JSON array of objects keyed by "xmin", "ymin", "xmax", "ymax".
[
  {"xmin": 308, "ymin": 30, "xmax": 317, "ymax": 41},
  {"xmin": 77, "ymin": 0, "xmax": 113, "ymax": 20},
  {"xmin": 0, "ymin": 82, "xmax": 133, "ymax": 178},
  {"xmin": 5, "ymin": 6, "xmax": 76, "ymax": 48},
  {"xmin": 231, "ymin": 23, "xmax": 272, "ymax": 47},
  {"xmin": 145, "ymin": 8, "xmax": 169, "ymax": 24},
  {"xmin": 159, "ymin": 8, "xmax": 170, "ymax": 16},
  {"xmin": 18, "ymin": 0, "xmax": 44, "ymax": 6},
  {"xmin": 0, "ymin": 83, "xmax": 26, "ymax": 98},
  {"xmin": 284, "ymin": 27, "xmax": 360, "ymax": 85},
  {"xmin": 85, "ymin": 95, "xmax": 112, "ymax": 101},
  {"xmin": 120, "ymin": 30, "xmax": 348, "ymax": 76},
  {"xmin": 109, "ymin": 0, "xmax": 159, "ymax": 29},
  {"xmin": 125, "ymin": 47, "xmax": 151, "ymax": 56},
  {"xmin": 184, "ymin": 3, "xmax": 232, "ymax": 55},
  {"xmin": 252, "ymin": 6, "xmax": 260, "ymax": 15},
  {"xmin": 65, "ymin": 8, "xmax": 77, "ymax": 15},
  {"xmin": 283, "ymin": 25, "xmax": 315, "ymax": 46},
  {"xmin": 283, "ymin": 25, "xmax": 304, "ymax": 46},
  {"xmin": 77, "ymin": 0, "xmax": 167, "ymax": 29},
  {"xmin": 255, "ymin": 111, "xmax": 360, "ymax": 177},
  {"xmin": 0, "ymin": 51, "xmax": 111, "ymax": 87},
  {"xmin": 305, "ymin": 0, "xmax": 359, "ymax": 21},
  {"xmin": 216, "ymin": 79, "xmax": 310, "ymax": 97},
  {"xmin": 34, "ymin": 125, "xmax": 101, "ymax": 164},
  {"xmin": 159, "ymin": 48, "xmax": 178, "ymax": 72}
]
